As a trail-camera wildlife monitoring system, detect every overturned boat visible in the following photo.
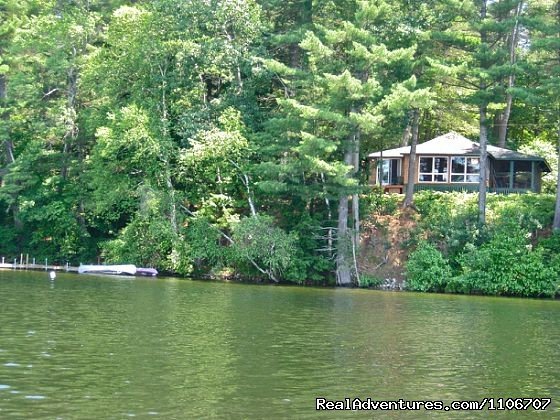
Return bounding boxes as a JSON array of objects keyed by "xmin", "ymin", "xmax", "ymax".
[
  {"xmin": 78, "ymin": 264, "xmax": 138, "ymax": 276},
  {"xmin": 135, "ymin": 267, "xmax": 158, "ymax": 277}
]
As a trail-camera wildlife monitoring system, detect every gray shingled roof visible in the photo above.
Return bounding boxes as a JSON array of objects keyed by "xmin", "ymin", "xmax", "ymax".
[{"xmin": 368, "ymin": 132, "xmax": 551, "ymax": 171}]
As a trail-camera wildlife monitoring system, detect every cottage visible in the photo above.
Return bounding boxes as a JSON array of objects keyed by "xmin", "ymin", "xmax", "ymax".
[{"xmin": 368, "ymin": 132, "xmax": 551, "ymax": 194}]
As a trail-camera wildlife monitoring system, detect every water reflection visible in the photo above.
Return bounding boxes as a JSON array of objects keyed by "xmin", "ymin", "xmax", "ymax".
[{"xmin": 0, "ymin": 271, "xmax": 558, "ymax": 418}]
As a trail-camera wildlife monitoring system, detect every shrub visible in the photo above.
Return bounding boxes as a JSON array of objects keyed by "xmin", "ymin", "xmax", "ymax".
[
  {"xmin": 363, "ymin": 187, "xmax": 401, "ymax": 216},
  {"xmin": 538, "ymin": 231, "xmax": 560, "ymax": 255},
  {"xmin": 358, "ymin": 274, "xmax": 383, "ymax": 288},
  {"xmin": 101, "ymin": 215, "xmax": 175, "ymax": 270},
  {"xmin": 229, "ymin": 215, "xmax": 297, "ymax": 281},
  {"xmin": 486, "ymin": 193, "xmax": 555, "ymax": 236},
  {"xmin": 405, "ymin": 241, "xmax": 452, "ymax": 292},
  {"xmin": 414, "ymin": 191, "xmax": 479, "ymax": 260},
  {"xmin": 449, "ymin": 233, "xmax": 558, "ymax": 297}
]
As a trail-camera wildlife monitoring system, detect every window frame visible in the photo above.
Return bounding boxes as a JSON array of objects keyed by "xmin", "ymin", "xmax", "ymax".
[
  {"xmin": 377, "ymin": 158, "xmax": 401, "ymax": 186},
  {"xmin": 418, "ymin": 156, "xmax": 449, "ymax": 183},
  {"xmin": 450, "ymin": 156, "xmax": 480, "ymax": 183}
]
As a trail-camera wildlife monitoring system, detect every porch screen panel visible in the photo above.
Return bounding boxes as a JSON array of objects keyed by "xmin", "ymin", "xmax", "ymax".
[
  {"xmin": 513, "ymin": 161, "xmax": 531, "ymax": 189},
  {"xmin": 492, "ymin": 160, "xmax": 509, "ymax": 187}
]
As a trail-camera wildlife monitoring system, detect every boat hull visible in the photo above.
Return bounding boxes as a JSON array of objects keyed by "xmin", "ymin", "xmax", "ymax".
[
  {"xmin": 136, "ymin": 268, "xmax": 158, "ymax": 277},
  {"xmin": 78, "ymin": 264, "xmax": 137, "ymax": 276}
]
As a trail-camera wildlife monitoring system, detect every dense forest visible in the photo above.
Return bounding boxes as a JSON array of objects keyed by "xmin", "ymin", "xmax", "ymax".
[{"xmin": 1, "ymin": 0, "xmax": 559, "ymax": 291}]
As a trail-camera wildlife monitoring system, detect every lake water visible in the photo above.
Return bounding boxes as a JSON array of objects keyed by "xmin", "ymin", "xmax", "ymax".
[{"xmin": 0, "ymin": 270, "xmax": 558, "ymax": 419}]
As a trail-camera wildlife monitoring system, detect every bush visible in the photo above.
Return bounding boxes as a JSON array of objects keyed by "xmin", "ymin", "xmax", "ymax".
[
  {"xmin": 486, "ymin": 193, "xmax": 555, "ymax": 235},
  {"xmin": 363, "ymin": 187, "xmax": 401, "ymax": 216},
  {"xmin": 229, "ymin": 215, "xmax": 298, "ymax": 281},
  {"xmin": 101, "ymin": 215, "xmax": 175, "ymax": 270},
  {"xmin": 358, "ymin": 274, "xmax": 383, "ymax": 288},
  {"xmin": 405, "ymin": 241, "xmax": 452, "ymax": 292},
  {"xmin": 414, "ymin": 191, "xmax": 480, "ymax": 260},
  {"xmin": 538, "ymin": 231, "xmax": 560, "ymax": 255},
  {"xmin": 449, "ymin": 233, "xmax": 558, "ymax": 297}
]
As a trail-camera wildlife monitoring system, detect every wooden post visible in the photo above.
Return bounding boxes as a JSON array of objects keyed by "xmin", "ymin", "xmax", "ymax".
[
  {"xmin": 13, "ymin": 258, "xmax": 17, "ymax": 269},
  {"xmin": 45, "ymin": 258, "xmax": 48, "ymax": 271},
  {"xmin": 509, "ymin": 161, "xmax": 514, "ymax": 189},
  {"xmin": 531, "ymin": 161, "xmax": 535, "ymax": 192},
  {"xmin": 25, "ymin": 254, "xmax": 29, "ymax": 268}
]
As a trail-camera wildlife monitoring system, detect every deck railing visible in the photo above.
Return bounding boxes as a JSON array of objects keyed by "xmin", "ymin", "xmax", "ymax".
[{"xmin": 411, "ymin": 184, "xmax": 532, "ymax": 194}]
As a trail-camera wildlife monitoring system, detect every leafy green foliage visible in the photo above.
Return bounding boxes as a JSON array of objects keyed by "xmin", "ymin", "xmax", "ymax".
[
  {"xmin": 358, "ymin": 274, "xmax": 383, "ymax": 288},
  {"xmin": 519, "ymin": 139, "xmax": 558, "ymax": 194},
  {"xmin": 406, "ymin": 191, "xmax": 559, "ymax": 298},
  {"xmin": 449, "ymin": 233, "xmax": 558, "ymax": 298},
  {"xmin": 414, "ymin": 191, "xmax": 480, "ymax": 261},
  {"xmin": 230, "ymin": 215, "xmax": 297, "ymax": 280},
  {"xmin": 486, "ymin": 193, "xmax": 555, "ymax": 235},
  {"xmin": 0, "ymin": 0, "xmax": 559, "ymax": 295},
  {"xmin": 362, "ymin": 187, "xmax": 401, "ymax": 216},
  {"xmin": 181, "ymin": 214, "xmax": 300, "ymax": 282},
  {"xmin": 405, "ymin": 241, "xmax": 452, "ymax": 292},
  {"xmin": 101, "ymin": 215, "xmax": 175, "ymax": 269}
]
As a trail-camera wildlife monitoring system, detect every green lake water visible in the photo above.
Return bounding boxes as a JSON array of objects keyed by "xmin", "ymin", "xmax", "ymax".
[{"xmin": 0, "ymin": 270, "xmax": 559, "ymax": 419}]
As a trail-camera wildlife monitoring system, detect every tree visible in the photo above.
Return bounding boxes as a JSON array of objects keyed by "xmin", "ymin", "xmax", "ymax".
[
  {"xmin": 260, "ymin": 1, "xmax": 419, "ymax": 284},
  {"xmin": 526, "ymin": 0, "xmax": 560, "ymax": 230},
  {"xmin": 430, "ymin": 0, "xmax": 526, "ymax": 224},
  {"xmin": 0, "ymin": 0, "xmax": 104, "ymax": 261}
]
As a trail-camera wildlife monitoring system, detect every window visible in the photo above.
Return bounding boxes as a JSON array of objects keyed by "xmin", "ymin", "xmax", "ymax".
[
  {"xmin": 377, "ymin": 159, "xmax": 401, "ymax": 185},
  {"xmin": 418, "ymin": 157, "xmax": 448, "ymax": 182},
  {"xmin": 450, "ymin": 157, "xmax": 479, "ymax": 183}
]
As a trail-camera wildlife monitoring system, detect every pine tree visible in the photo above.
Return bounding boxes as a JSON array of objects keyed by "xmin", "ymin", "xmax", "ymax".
[{"xmin": 260, "ymin": 1, "xmax": 418, "ymax": 284}]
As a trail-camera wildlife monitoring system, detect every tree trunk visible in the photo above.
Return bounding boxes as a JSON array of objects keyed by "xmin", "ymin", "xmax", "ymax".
[
  {"xmin": 61, "ymin": 65, "xmax": 78, "ymax": 183},
  {"xmin": 403, "ymin": 108, "xmax": 420, "ymax": 208},
  {"xmin": 0, "ymin": 74, "xmax": 14, "ymax": 165},
  {"xmin": 336, "ymin": 148, "xmax": 353, "ymax": 286},
  {"xmin": 336, "ymin": 192, "xmax": 352, "ymax": 285},
  {"xmin": 320, "ymin": 172, "xmax": 333, "ymax": 256},
  {"xmin": 496, "ymin": 0, "xmax": 523, "ymax": 148},
  {"xmin": 479, "ymin": 104, "xmax": 488, "ymax": 225},
  {"xmin": 553, "ymin": 126, "xmax": 560, "ymax": 230},
  {"xmin": 401, "ymin": 117, "xmax": 412, "ymax": 147},
  {"xmin": 478, "ymin": 0, "xmax": 489, "ymax": 226},
  {"xmin": 554, "ymin": 1, "xmax": 560, "ymax": 231},
  {"xmin": 352, "ymin": 131, "xmax": 360, "ymax": 250},
  {"xmin": 288, "ymin": 0, "xmax": 313, "ymax": 69},
  {"xmin": 0, "ymin": 73, "xmax": 19, "ymax": 231},
  {"xmin": 159, "ymin": 63, "xmax": 178, "ymax": 235}
]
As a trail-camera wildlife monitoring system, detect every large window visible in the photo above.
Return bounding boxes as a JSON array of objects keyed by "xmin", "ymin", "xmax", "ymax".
[
  {"xmin": 418, "ymin": 157, "xmax": 448, "ymax": 182},
  {"xmin": 451, "ymin": 157, "xmax": 480, "ymax": 183},
  {"xmin": 378, "ymin": 159, "xmax": 401, "ymax": 185}
]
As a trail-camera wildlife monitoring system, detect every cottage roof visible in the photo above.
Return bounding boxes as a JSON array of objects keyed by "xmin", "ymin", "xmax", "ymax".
[{"xmin": 368, "ymin": 131, "xmax": 551, "ymax": 171}]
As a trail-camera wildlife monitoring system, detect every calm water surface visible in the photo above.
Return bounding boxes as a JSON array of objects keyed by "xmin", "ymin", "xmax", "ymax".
[{"xmin": 0, "ymin": 270, "xmax": 559, "ymax": 419}]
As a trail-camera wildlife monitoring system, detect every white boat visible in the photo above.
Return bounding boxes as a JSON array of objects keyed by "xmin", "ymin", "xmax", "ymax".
[{"xmin": 78, "ymin": 264, "xmax": 137, "ymax": 276}]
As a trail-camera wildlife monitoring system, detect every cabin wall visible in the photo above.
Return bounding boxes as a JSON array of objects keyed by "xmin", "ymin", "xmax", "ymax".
[
  {"xmin": 402, "ymin": 155, "xmax": 410, "ymax": 184},
  {"xmin": 369, "ymin": 160, "xmax": 378, "ymax": 185}
]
